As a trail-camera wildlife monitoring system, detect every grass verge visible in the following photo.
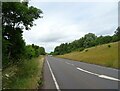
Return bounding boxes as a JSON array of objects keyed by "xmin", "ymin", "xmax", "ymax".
[
  {"xmin": 57, "ymin": 42, "xmax": 119, "ymax": 69},
  {"xmin": 2, "ymin": 56, "xmax": 44, "ymax": 89}
]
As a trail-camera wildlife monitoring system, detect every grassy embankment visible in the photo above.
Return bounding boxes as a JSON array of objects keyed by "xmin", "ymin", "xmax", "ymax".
[
  {"xmin": 57, "ymin": 42, "xmax": 119, "ymax": 69},
  {"xmin": 2, "ymin": 56, "xmax": 44, "ymax": 89}
]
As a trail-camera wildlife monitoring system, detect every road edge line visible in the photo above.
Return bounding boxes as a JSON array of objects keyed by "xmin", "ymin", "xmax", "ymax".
[{"xmin": 46, "ymin": 58, "xmax": 61, "ymax": 91}]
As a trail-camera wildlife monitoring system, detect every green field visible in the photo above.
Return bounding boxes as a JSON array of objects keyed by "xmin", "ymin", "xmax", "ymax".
[
  {"xmin": 57, "ymin": 42, "xmax": 119, "ymax": 69},
  {"xmin": 2, "ymin": 56, "xmax": 44, "ymax": 89}
]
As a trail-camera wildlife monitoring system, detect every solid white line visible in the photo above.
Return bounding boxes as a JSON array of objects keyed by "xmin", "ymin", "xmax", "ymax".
[
  {"xmin": 77, "ymin": 67, "xmax": 120, "ymax": 82},
  {"xmin": 46, "ymin": 59, "xmax": 61, "ymax": 91}
]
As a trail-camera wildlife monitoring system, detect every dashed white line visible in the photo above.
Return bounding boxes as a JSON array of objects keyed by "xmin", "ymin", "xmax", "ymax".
[
  {"xmin": 71, "ymin": 64, "xmax": 74, "ymax": 66},
  {"xmin": 65, "ymin": 62, "xmax": 74, "ymax": 66},
  {"xmin": 98, "ymin": 75, "xmax": 120, "ymax": 81},
  {"xmin": 77, "ymin": 67, "xmax": 120, "ymax": 82},
  {"xmin": 77, "ymin": 67, "xmax": 99, "ymax": 76},
  {"xmin": 46, "ymin": 59, "xmax": 61, "ymax": 91},
  {"xmin": 65, "ymin": 62, "xmax": 120, "ymax": 82},
  {"xmin": 65, "ymin": 62, "xmax": 70, "ymax": 64}
]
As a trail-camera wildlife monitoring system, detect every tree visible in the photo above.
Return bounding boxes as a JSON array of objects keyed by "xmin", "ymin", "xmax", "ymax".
[
  {"xmin": 2, "ymin": 2, "xmax": 43, "ymax": 66},
  {"xmin": 83, "ymin": 33, "xmax": 97, "ymax": 48},
  {"xmin": 31, "ymin": 44, "xmax": 40, "ymax": 57},
  {"xmin": 114, "ymin": 27, "xmax": 120, "ymax": 41},
  {"xmin": 95, "ymin": 36, "xmax": 103, "ymax": 45},
  {"xmin": 26, "ymin": 45, "xmax": 36, "ymax": 59},
  {"xmin": 54, "ymin": 46, "xmax": 60, "ymax": 55},
  {"xmin": 112, "ymin": 35, "xmax": 118, "ymax": 42},
  {"xmin": 39, "ymin": 47, "xmax": 46, "ymax": 55},
  {"xmin": 2, "ymin": 2, "xmax": 42, "ymax": 30},
  {"xmin": 102, "ymin": 36, "xmax": 112, "ymax": 44},
  {"xmin": 52, "ymin": 28, "xmax": 120, "ymax": 55},
  {"xmin": 26, "ymin": 44, "xmax": 46, "ymax": 59}
]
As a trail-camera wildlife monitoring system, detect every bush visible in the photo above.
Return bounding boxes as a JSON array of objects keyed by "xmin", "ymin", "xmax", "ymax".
[
  {"xmin": 78, "ymin": 48, "xmax": 84, "ymax": 52},
  {"xmin": 108, "ymin": 45, "xmax": 111, "ymax": 48},
  {"xmin": 85, "ymin": 49, "xmax": 88, "ymax": 52}
]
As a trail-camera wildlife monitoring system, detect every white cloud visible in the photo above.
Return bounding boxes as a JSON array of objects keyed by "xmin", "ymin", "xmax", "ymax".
[
  {"xmin": 23, "ymin": 2, "xmax": 118, "ymax": 53},
  {"xmin": 28, "ymin": 0, "xmax": 119, "ymax": 2}
]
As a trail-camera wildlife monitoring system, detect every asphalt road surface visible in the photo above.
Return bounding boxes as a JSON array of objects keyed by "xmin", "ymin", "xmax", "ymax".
[{"xmin": 42, "ymin": 56, "xmax": 119, "ymax": 90}]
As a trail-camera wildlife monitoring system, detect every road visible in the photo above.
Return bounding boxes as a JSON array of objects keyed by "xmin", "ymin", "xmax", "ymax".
[{"xmin": 42, "ymin": 56, "xmax": 119, "ymax": 90}]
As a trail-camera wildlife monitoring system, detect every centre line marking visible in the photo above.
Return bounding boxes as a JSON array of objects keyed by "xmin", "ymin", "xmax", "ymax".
[
  {"xmin": 65, "ymin": 62, "xmax": 70, "ymax": 64},
  {"xmin": 66, "ymin": 62, "xmax": 74, "ymax": 66},
  {"xmin": 77, "ymin": 67, "xmax": 120, "ymax": 81},
  {"xmin": 46, "ymin": 58, "xmax": 61, "ymax": 91}
]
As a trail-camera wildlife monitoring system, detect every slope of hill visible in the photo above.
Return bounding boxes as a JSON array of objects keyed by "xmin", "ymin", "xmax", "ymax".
[{"xmin": 57, "ymin": 42, "xmax": 119, "ymax": 69}]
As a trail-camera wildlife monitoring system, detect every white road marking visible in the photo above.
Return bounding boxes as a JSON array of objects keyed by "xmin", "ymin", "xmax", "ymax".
[
  {"xmin": 46, "ymin": 59, "xmax": 61, "ymax": 91},
  {"xmin": 98, "ymin": 75, "xmax": 120, "ymax": 81},
  {"xmin": 77, "ymin": 67, "xmax": 99, "ymax": 76},
  {"xmin": 77, "ymin": 67, "xmax": 120, "ymax": 82},
  {"xmin": 65, "ymin": 62, "xmax": 74, "ymax": 66},
  {"xmin": 65, "ymin": 62, "xmax": 70, "ymax": 64},
  {"xmin": 65, "ymin": 62, "xmax": 119, "ymax": 82},
  {"xmin": 71, "ymin": 64, "xmax": 74, "ymax": 66}
]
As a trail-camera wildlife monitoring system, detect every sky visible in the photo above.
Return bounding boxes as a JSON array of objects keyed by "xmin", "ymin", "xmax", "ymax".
[{"xmin": 23, "ymin": 0, "xmax": 118, "ymax": 53}]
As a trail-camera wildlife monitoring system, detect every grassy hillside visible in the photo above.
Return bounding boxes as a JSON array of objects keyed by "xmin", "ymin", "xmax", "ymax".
[{"xmin": 57, "ymin": 42, "xmax": 119, "ymax": 69}]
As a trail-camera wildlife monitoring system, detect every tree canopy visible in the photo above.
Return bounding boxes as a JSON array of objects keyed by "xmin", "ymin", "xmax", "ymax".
[
  {"xmin": 51, "ymin": 28, "xmax": 120, "ymax": 55},
  {"xmin": 2, "ymin": 2, "xmax": 45, "ymax": 67}
]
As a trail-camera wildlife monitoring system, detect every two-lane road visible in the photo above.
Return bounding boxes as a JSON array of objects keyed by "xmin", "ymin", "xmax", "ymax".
[{"xmin": 42, "ymin": 56, "xmax": 119, "ymax": 90}]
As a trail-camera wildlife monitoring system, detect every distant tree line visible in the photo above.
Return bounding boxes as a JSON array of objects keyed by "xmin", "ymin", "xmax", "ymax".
[
  {"xmin": 2, "ymin": 2, "xmax": 45, "ymax": 68},
  {"xmin": 51, "ymin": 27, "xmax": 120, "ymax": 55},
  {"xmin": 26, "ymin": 44, "xmax": 46, "ymax": 59}
]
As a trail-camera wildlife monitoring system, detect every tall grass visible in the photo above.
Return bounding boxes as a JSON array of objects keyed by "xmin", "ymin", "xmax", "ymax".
[
  {"xmin": 2, "ymin": 56, "xmax": 44, "ymax": 89},
  {"xmin": 57, "ymin": 42, "xmax": 119, "ymax": 69}
]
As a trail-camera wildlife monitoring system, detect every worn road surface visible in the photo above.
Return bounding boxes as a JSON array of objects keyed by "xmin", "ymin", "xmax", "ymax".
[{"xmin": 42, "ymin": 56, "xmax": 119, "ymax": 90}]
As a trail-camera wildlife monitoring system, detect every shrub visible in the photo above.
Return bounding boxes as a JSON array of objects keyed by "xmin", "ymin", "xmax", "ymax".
[
  {"xmin": 78, "ymin": 48, "xmax": 84, "ymax": 52},
  {"xmin": 85, "ymin": 49, "xmax": 88, "ymax": 52},
  {"xmin": 108, "ymin": 45, "xmax": 111, "ymax": 48}
]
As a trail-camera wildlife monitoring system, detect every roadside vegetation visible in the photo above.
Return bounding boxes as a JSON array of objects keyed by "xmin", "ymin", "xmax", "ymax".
[
  {"xmin": 2, "ymin": 2, "xmax": 45, "ymax": 89},
  {"xmin": 51, "ymin": 27, "xmax": 120, "ymax": 55},
  {"xmin": 51, "ymin": 25, "xmax": 120, "ymax": 69},
  {"xmin": 3, "ymin": 56, "xmax": 44, "ymax": 89},
  {"xmin": 57, "ymin": 42, "xmax": 119, "ymax": 69}
]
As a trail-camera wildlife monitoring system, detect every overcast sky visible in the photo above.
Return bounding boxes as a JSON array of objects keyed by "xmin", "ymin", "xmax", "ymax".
[{"xmin": 23, "ymin": 1, "xmax": 118, "ymax": 53}]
